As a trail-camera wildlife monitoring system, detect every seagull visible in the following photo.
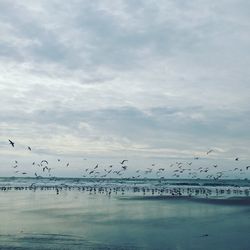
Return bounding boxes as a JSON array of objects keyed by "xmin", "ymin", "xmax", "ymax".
[
  {"xmin": 27, "ymin": 146, "xmax": 32, "ymax": 151},
  {"xmin": 235, "ymin": 157, "xmax": 239, "ymax": 161},
  {"xmin": 120, "ymin": 160, "xmax": 128, "ymax": 165},
  {"xmin": 43, "ymin": 166, "xmax": 48, "ymax": 172},
  {"xmin": 206, "ymin": 149, "xmax": 214, "ymax": 155},
  {"xmin": 41, "ymin": 160, "xmax": 48, "ymax": 165},
  {"xmin": 94, "ymin": 164, "xmax": 98, "ymax": 169},
  {"xmin": 8, "ymin": 139, "xmax": 14, "ymax": 147}
]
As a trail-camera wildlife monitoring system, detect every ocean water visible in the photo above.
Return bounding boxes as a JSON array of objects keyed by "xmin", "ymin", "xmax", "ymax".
[{"xmin": 0, "ymin": 178, "xmax": 250, "ymax": 250}]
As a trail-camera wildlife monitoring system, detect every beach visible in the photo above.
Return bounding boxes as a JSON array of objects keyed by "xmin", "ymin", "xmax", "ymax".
[{"xmin": 0, "ymin": 183, "xmax": 250, "ymax": 250}]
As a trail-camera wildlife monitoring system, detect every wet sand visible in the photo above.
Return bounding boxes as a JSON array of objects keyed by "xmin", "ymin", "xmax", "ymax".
[{"xmin": 0, "ymin": 190, "xmax": 250, "ymax": 250}]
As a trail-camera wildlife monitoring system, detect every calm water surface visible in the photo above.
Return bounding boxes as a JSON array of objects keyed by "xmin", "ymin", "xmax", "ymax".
[{"xmin": 0, "ymin": 189, "xmax": 250, "ymax": 250}]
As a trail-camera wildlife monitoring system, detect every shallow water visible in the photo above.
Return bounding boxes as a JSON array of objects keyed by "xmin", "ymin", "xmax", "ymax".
[{"xmin": 0, "ymin": 189, "xmax": 250, "ymax": 250}]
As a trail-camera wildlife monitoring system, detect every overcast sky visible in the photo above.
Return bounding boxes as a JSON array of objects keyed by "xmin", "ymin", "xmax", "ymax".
[{"xmin": 0, "ymin": 0, "xmax": 250, "ymax": 177}]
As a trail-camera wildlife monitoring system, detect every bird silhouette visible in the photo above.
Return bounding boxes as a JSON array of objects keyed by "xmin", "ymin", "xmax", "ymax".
[
  {"xmin": 206, "ymin": 149, "xmax": 214, "ymax": 155},
  {"xmin": 8, "ymin": 139, "xmax": 14, "ymax": 147}
]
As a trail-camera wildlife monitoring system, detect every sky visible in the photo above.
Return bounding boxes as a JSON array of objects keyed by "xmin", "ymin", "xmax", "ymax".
[{"xmin": 0, "ymin": 0, "xmax": 250, "ymax": 178}]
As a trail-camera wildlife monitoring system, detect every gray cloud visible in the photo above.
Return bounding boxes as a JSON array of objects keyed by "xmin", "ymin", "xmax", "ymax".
[{"xmin": 0, "ymin": 0, "xmax": 250, "ymax": 177}]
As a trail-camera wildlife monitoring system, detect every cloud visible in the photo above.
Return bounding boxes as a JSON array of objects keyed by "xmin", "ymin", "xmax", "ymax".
[{"xmin": 0, "ymin": 0, "xmax": 250, "ymax": 177}]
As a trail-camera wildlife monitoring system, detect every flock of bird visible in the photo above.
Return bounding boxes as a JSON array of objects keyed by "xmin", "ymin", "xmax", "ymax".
[{"xmin": 6, "ymin": 139, "xmax": 250, "ymax": 182}]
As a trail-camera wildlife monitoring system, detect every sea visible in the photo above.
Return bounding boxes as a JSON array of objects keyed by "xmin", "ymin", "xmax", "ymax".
[{"xmin": 0, "ymin": 177, "xmax": 249, "ymax": 250}]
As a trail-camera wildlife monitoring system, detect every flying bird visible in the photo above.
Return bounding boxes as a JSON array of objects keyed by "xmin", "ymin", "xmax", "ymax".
[
  {"xmin": 43, "ymin": 166, "xmax": 49, "ymax": 172},
  {"xmin": 206, "ymin": 149, "xmax": 214, "ymax": 155},
  {"xmin": 120, "ymin": 160, "xmax": 128, "ymax": 164},
  {"xmin": 8, "ymin": 139, "xmax": 14, "ymax": 147}
]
